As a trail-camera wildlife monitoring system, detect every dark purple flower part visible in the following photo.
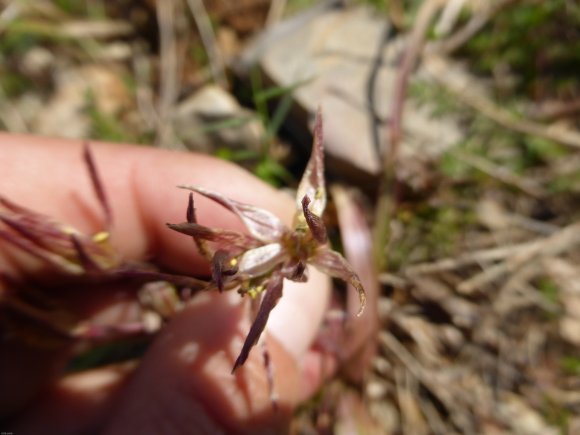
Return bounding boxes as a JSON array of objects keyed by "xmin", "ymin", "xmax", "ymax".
[
  {"xmin": 168, "ymin": 108, "xmax": 366, "ymax": 372},
  {"xmin": 0, "ymin": 145, "xmax": 208, "ymax": 347},
  {"xmin": 0, "ymin": 144, "xmax": 118, "ymax": 276}
]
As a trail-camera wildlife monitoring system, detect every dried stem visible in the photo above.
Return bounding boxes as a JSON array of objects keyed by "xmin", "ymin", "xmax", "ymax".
[
  {"xmin": 375, "ymin": 0, "xmax": 446, "ymax": 271},
  {"xmin": 451, "ymin": 149, "xmax": 546, "ymax": 197},
  {"xmin": 185, "ymin": 0, "xmax": 227, "ymax": 88},
  {"xmin": 424, "ymin": 55, "xmax": 580, "ymax": 150},
  {"xmin": 429, "ymin": 0, "xmax": 518, "ymax": 55},
  {"xmin": 386, "ymin": 0, "xmax": 446, "ymax": 162},
  {"xmin": 457, "ymin": 221, "xmax": 580, "ymax": 294},
  {"xmin": 155, "ymin": 0, "xmax": 180, "ymax": 148}
]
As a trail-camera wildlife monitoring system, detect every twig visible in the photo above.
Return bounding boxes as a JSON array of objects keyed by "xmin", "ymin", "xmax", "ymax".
[
  {"xmin": 402, "ymin": 239, "xmax": 541, "ymax": 276},
  {"xmin": 457, "ymin": 221, "xmax": 580, "ymax": 294},
  {"xmin": 381, "ymin": 331, "xmax": 475, "ymax": 433},
  {"xmin": 185, "ymin": 0, "xmax": 227, "ymax": 88},
  {"xmin": 387, "ymin": 0, "xmax": 446, "ymax": 162},
  {"xmin": 451, "ymin": 149, "xmax": 547, "ymax": 197},
  {"xmin": 374, "ymin": 0, "xmax": 445, "ymax": 271},
  {"xmin": 424, "ymin": 55, "xmax": 580, "ymax": 150},
  {"xmin": 429, "ymin": 0, "xmax": 517, "ymax": 55},
  {"xmin": 528, "ymin": 98, "xmax": 580, "ymax": 121},
  {"xmin": 434, "ymin": 0, "xmax": 467, "ymax": 37},
  {"xmin": 60, "ymin": 19, "xmax": 134, "ymax": 39}
]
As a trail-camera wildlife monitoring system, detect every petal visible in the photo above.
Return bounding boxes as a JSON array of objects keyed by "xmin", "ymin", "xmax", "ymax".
[
  {"xmin": 177, "ymin": 186, "xmax": 287, "ymax": 243},
  {"xmin": 296, "ymin": 108, "xmax": 326, "ymax": 217},
  {"xmin": 301, "ymin": 195, "xmax": 328, "ymax": 244},
  {"xmin": 0, "ymin": 200, "xmax": 117, "ymax": 273},
  {"xmin": 166, "ymin": 222, "xmax": 261, "ymax": 251},
  {"xmin": 83, "ymin": 143, "xmax": 112, "ymax": 228},
  {"xmin": 0, "ymin": 228, "xmax": 83, "ymax": 274},
  {"xmin": 237, "ymin": 243, "xmax": 286, "ymax": 279},
  {"xmin": 0, "ymin": 197, "xmax": 79, "ymax": 254},
  {"xmin": 232, "ymin": 271, "xmax": 284, "ymax": 372},
  {"xmin": 311, "ymin": 248, "xmax": 366, "ymax": 316},
  {"xmin": 280, "ymin": 258, "xmax": 308, "ymax": 282}
]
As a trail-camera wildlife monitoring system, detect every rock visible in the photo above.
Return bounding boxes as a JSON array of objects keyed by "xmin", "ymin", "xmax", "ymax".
[
  {"xmin": 33, "ymin": 64, "xmax": 131, "ymax": 139},
  {"xmin": 236, "ymin": 3, "xmax": 462, "ymax": 184},
  {"xmin": 173, "ymin": 84, "xmax": 264, "ymax": 154}
]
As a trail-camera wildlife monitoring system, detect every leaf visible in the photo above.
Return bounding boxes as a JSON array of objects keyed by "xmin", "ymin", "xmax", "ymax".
[
  {"xmin": 178, "ymin": 186, "xmax": 287, "ymax": 243},
  {"xmin": 296, "ymin": 108, "xmax": 326, "ymax": 217},
  {"xmin": 232, "ymin": 272, "xmax": 284, "ymax": 372},
  {"xmin": 311, "ymin": 248, "xmax": 366, "ymax": 316}
]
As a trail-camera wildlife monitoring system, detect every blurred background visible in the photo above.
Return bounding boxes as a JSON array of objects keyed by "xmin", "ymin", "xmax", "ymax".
[{"xmin": 1, "ymin": 0, "xmax": 580, "ymax": 433}]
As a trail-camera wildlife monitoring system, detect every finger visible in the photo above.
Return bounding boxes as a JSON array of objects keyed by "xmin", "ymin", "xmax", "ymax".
[
  {"xmin": 103, "ymin": 292, "xmax": 301, "ymax": 435},
  {"xmin": 6, "ymin": 363, "xmax": 136, "ymax": 435},
  {"xmin": 6, "ymin": 273, "xmax": 335, "ymax": 434},
  {"xmin": 0, "ymin": 135, "xmax": 289, "ymax": 416}
]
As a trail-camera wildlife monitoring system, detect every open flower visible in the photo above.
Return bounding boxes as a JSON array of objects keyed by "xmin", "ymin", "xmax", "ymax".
[{"xmin": 168, "ymin": 109, "xmax": 366, "ymax": 371}]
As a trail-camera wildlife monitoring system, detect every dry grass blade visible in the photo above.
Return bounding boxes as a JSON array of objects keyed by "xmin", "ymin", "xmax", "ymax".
[
  {"xmin": 60, "ymin": 20, "xmax": 134, "ymax": 39},
  {"xmin": 155, "ymin": 0, "xmax": 180, "ymax": 148},
  {"xmin": 185, "ymin": 0, "xmax": 227, "ymax": 87},
  {"xmin": 458, "ymin": 221, "xmax": 580, "ymax": 294},
  {"xmin": 451, "ymin": 149, "xmax": 547, "ymax": 197},
  {"xmin": 430, "ymin": 0, "xmax": 518, "ymax": 54},
  {"xmin": 425, "ymin": 55, "xmax": 580, "ymax": 149}
]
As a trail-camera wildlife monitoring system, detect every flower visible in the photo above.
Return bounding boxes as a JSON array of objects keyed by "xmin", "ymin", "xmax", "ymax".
[
  {"xmin": 0, "ymin": 145, "xmax": 117, "ymax": 275},
  {"xmin": 168, "ymin": 109, "xmax": 366, "ymax": 372},
  {"xmin": 0, "ymin": 145, "xmax": 206, "ymax": 345}
]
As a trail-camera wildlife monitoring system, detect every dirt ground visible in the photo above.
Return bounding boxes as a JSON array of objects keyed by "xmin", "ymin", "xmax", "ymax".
[{"xmin": 1, "ymin": 1, "xmax": 580, "ymax": 434}]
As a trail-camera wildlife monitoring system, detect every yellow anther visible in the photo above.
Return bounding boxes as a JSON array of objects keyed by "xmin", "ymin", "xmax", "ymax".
[
  {"xmin": 92, "ymin": 231, "xmax": 110, "ymax": 243},
  {"xmin": 229, "ymin": 258, "xmax": 238, "ymax": 267},
  {"xmin": 247, "ymin": 285, "xmax": 265, "ymax": 299},
  {"xmin": 62, "ymin": 226, "xmax": 78, "ymax": 235}
]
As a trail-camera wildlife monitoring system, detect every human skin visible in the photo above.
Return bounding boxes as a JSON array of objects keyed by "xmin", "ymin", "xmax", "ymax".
[{"xmin": 0, "ymin": 134, "xmax": 332, "ymax": 434}]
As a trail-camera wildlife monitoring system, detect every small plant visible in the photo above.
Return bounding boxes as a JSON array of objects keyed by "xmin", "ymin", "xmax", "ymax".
[
  {"xmin": 168, "ymin": 109, "xmax": 366, "ymax": 371},
  {"xmin": 0, "ymin": 110, "xmax": 366, "ymax": 379},
  {"xmin": 0, "ymin": 145, "xmax": 205, "ymax": 346}
]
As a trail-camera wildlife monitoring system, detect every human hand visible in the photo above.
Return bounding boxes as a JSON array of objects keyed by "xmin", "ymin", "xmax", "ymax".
[{"xmin": 0, "ymin": 135, "xmax": 332, "ymax": 434}]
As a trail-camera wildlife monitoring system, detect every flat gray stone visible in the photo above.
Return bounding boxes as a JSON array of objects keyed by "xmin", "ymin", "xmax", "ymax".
[{"xmin": 237, "ymin": 4, "xmax": 462, "ymax": 182}]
